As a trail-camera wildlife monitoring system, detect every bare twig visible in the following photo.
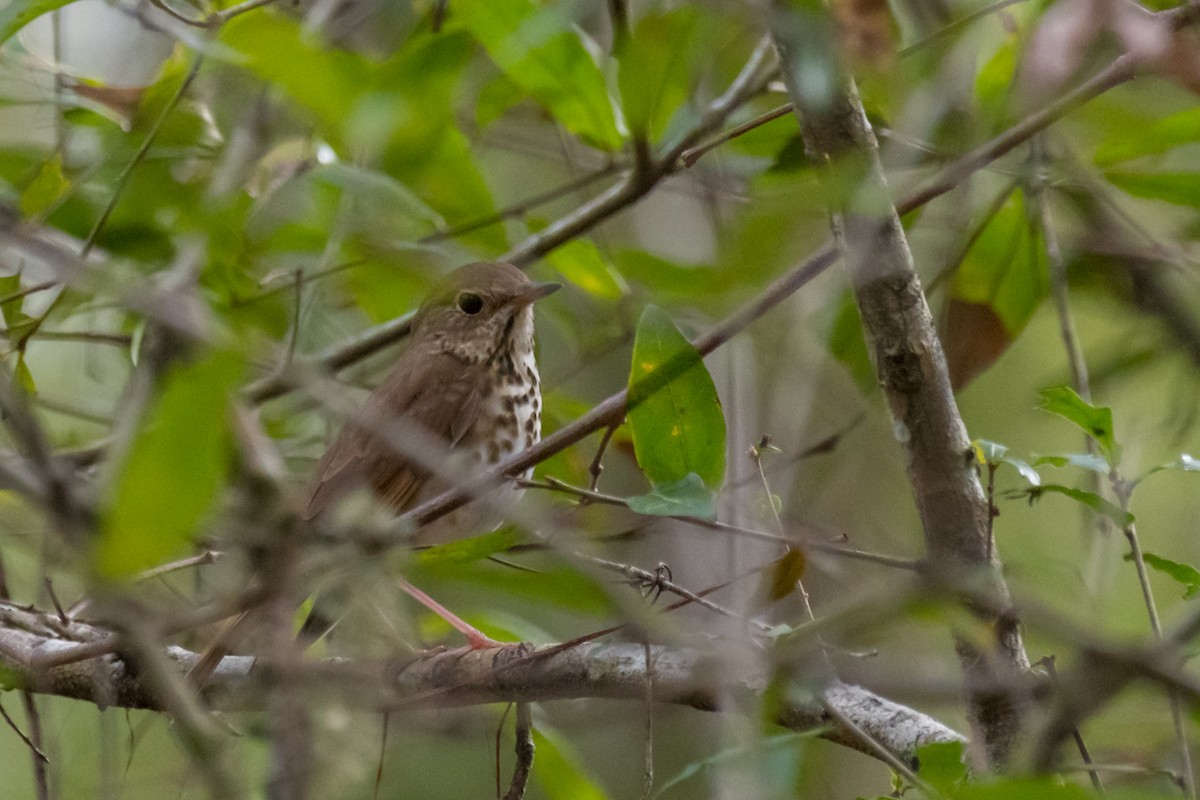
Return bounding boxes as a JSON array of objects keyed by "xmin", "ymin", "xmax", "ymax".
[
  {"xmin": 587, "ymin": 423, "xmax": 620, "ymax": 493},
  {"xmin": 502, "ymin": 703, "xmax": 534, "ymax": 800}
]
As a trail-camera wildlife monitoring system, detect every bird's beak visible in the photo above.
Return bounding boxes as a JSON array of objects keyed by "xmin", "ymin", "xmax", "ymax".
[{"xmin": 511, "ymin": 281, "xmax": 562, "ymax": 307}]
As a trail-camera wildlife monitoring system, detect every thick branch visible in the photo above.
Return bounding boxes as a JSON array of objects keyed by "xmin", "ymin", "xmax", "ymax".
[
  {"xmin": 0, "ymin": 603, "xmax": 962, "ymax": 765},
  {"xmin": 770, "ymin": 27, "xmax": 1030, "ymax": 768}
]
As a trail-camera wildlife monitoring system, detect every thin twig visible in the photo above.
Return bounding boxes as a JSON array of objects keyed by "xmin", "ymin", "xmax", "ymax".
[
  {"xmin": 502, "ymin": 703, "xmax": 534, "ymax": 800},
  {"xmin": 1031, "ymin": 138, "xmax": 1091, "ymax": 399},
  {"xmin": 580, "ymin": 553, "xmax": 775, "ymax": 632},
  {"xmin": 0, "ymin": 700, "xmax": 48, "ymax": 763},
  {"xmin": 587, "ymin": 423, "xmax": 619, "ymax": 493},
  {"xmin": 681, "ymin": 103, "xmax": 793, "ymax": 168},
  {"xmin": 641, "ymin": 640, "xmax": 654, "ymax": 800},
  {"xmin": 521, "ymin": 477, "xmax": 921, "ymax": 571},
  {"xmin": 1035, "ymin": 655, "xmax": 1105, "ymax": 796},
  {"xmin": 20, "ymin": 692, "xmax": 49, "ymax": 800}
]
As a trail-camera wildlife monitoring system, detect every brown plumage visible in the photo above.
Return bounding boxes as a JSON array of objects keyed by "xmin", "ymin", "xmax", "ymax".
[
  {"xmin": 299, "ymin": 262, "xmax": 558, "ymax": 647},
  {"xmin": 303, "ymin": 261, "xmax": 559, "ymax": 531}
]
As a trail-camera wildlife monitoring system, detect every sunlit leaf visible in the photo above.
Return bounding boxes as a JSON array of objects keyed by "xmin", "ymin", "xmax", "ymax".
[
  {"xmin": 455, "ymin": 0, "xmax": 623, "ymax": 151},
  {"xmin": 96, "ymin": 350, "xmax": 243, "ymax": 579},
  {"xmin": 626, "ymin": 473, "xmax": 716, "ymax": 520},
  {"xmin": 627, "ymin": 305, "xmax": 726, "ymax": 489},
  {"xmin": 617, "ymin": 7, "xmax": 698, "ymax": 142},
  {"xmin": 546, "ymin": 237, "xmax": 628, "ymax": 299},
  {"xmin": 1126, "ymin": 551, "xmax": 1200, "ymax": 599},
  {"xmin": 1022, "ymin": 484, "xmax": 1133, "ymax": 526},
  {"xmin": 1038, "ymin": 386, "xmax": 1118, "ymax": 465}
]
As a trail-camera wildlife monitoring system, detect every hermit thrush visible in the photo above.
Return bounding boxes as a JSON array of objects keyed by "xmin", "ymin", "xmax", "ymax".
[{"xmin": 300, "ymin": 261, "xmax": 560, "ymax": 644}]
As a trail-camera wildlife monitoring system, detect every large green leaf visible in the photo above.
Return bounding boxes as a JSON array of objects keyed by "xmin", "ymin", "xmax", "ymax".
[
  {"xmin": 617, "ymin": 7, "xmax": 698, "ymax": 142},
  {"xmin": 455, "ymin": 0, "xmax": 623, "ymax": 151},
  {"xmin": 951, "ymin": 189, "xmax": 1047, "ymax": 337},
  {"xmin": 0, "ymin": 0, "xmax": 76, "ymax": 46},
  {"xmin": 1105, "ymin": 170, "xmax": 1200, "ymax": 209},
  {"xmin": 627, "ymin": 305, "xmax": 726, "ymax": 489},
  {"xmin": 96, "ymin": 350, "xmax": 243, "ymax": 579},
  {"xmin": 1038, "ymin": 386, "xmax": 1118, "ymax": 465}
]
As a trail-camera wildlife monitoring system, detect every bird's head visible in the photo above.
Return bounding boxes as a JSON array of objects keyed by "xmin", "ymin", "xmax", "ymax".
[{"xmin": 412, "ymin": 261, "xmax": 560, "ymax": 362}]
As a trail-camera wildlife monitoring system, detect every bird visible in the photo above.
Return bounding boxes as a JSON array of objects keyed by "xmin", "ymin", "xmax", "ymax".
[{"xmin": 300, "ymin": 260, "xmax": 560, "ymax": 647}]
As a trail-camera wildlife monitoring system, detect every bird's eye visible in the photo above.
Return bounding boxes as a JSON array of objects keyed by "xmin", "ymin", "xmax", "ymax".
[{"xmin": 457, "ymin": 293, "xmax": 484, "ymax": 315}]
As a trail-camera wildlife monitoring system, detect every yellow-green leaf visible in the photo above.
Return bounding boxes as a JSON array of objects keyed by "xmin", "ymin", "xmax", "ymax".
[
  {"xmin": 96, "ymin": 350, "xmax": 243, "ymax": 579},
  {"xmin": 455, "ymin": 0, "xmax": 623, "ymax": 151},
  {"xmin": 627, "ymin": 305, "xmax": 725, "ymax": 489},
  {"xmin": 546, "ymin": 238, "xmax": 627, "ymax": 299}
]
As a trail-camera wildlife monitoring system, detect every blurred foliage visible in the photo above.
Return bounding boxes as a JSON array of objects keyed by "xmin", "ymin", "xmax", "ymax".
[{"xmin": 0, "ymin": 0, "xmax": 1197, "ymax": 797}]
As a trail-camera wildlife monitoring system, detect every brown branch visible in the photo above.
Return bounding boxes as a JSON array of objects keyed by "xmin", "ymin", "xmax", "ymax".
[
  {"xmin": 771, "ymin": 21, "xmax": 1031, "ymax": 770},
  {"xmin": 0, "ymin": 602, "xmax": 964, "ymax": 766}
]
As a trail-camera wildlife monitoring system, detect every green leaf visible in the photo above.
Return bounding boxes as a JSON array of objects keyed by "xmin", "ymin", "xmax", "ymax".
[
  {"xmin": 312, "ymin": 163, "xmax": 445, "ymax": 234},
  {"xmin": 1033, "ymin": 452, "xmax": 1111, "ymax": 475},
  {"xmin": 96, "ymin": 350, "xmax": 243, "ymax": 580},
  {"xmin": 455, "ymin": 0, "xmax": 623, "ymax": 151},
  {"xmin": 626, "ymin": 473, "xmax": 717, "ymax": 520},
  {"xmin": 13, "ymin": 352, "xmax": 35, "ymax": 395},
  {"xmin": 1095, "ymin": 107, "xmax": 1200, "ymax": 165},
  {"xmin": 409, "ymin": 558, "xmax": 614, "ymax": 614},
  {"xmin": 0, "ymin": 272, "xmax": 26, "ymax": 330},
  {"xmin": 413, "ymin": 528, "xmax": 524, "ymax": 567},
  {"xmin": 915, "ymin": 740, "xmax": 967, "ymax": 790},
  {"xmin": 1126, "ymin": 551, "xmax": 1200, "ymax": 599},
  {"xmin": 1023, "ymin": 484, "xmax": 1133, "ymax": 526},
  {"xmin": 627, "ymin": 305, "xmax": 726, "ymax": 489},
  {"xmin": 1138, "ymin": 453, "xmax": 1200, "ymax": 486},
  {"xmin": 954, "ymin": 777, "xmax": 1093, "ymax": 800},
  {"xmin": 218, "ymin": 14, "xmax": 370, "ymax": 127},
  {"xmin": 617, "ymin": 7, "xmax": 698, "ymax": 142},
  {"xmin": 1105, "ymin": 170, "xmax": 1200, "ymax": 208},
  {"xmin": 0, "ymin": 0, "xmax": 76, "ymax": 46},
  {"xmin": 951, "ymin": 189, "xmax": 1048, "ymax": 338},
  {"xmin": 19, "ymin": 155, "xmax": 69, "ymax": 218},
  {"xmin": 973, "ymin": 439, "xmax": 1041, "ymax": 486},
  {"xmin": 532, "ymin": 725, "xmax": 609, "ymax": 800},
  {"xmin": 827, "ymin": 290, "xmax": 876, "ymax": 392},
  {"xmin": 1038, "ymin": 386, "xmax": 1118, "ymax": 465},
  {"xmin": 545, "ymin": 237, "xmax": 627, "ymax": 299}
]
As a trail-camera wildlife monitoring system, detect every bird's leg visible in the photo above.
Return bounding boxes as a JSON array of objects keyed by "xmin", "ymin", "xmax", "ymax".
[{"xmin": 397, "ymin": 579, "xmax": 507, "ymax": 650}]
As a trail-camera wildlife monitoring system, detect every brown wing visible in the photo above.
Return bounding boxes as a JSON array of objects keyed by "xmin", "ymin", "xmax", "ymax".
[{"xmin": 303, "ymin": 349, "xmax": 485, "ymax": 520}]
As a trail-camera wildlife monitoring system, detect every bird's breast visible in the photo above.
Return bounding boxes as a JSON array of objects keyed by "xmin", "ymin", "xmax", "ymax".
[{"xmin": 470, "ymin": 347, "xmax": 541, "ymax": 475}]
